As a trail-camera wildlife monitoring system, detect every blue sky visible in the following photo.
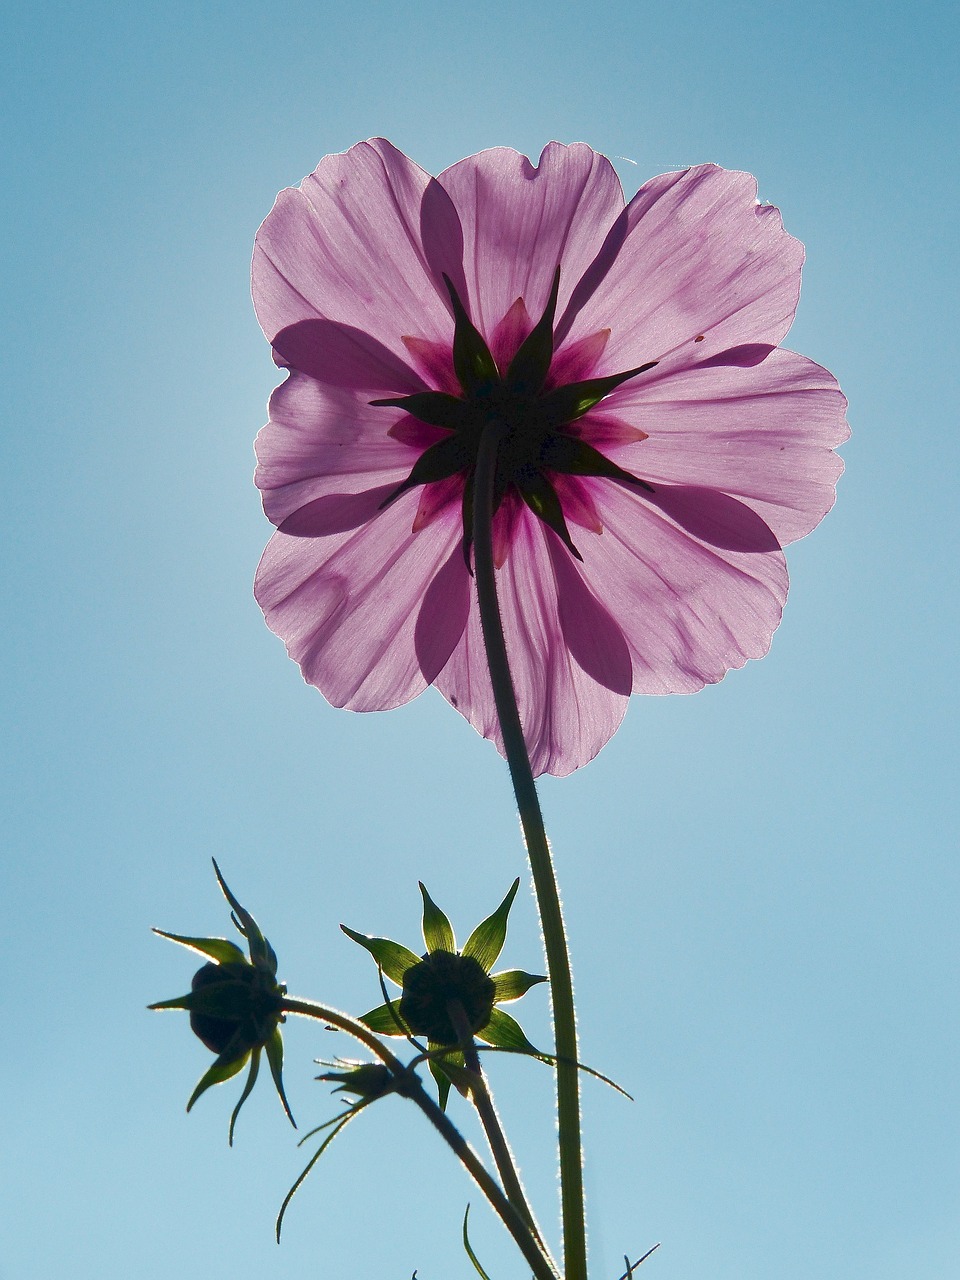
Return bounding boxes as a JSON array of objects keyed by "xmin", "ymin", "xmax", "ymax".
[{"xmin": 3, "ymin": 2, "xmax": 958, "ymax": 1278}]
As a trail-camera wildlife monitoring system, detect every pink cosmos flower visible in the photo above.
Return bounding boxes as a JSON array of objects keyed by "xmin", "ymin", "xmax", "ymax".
[{"xmin": 252, "ymin": 140, "xmax": 847, "ymax": 777}]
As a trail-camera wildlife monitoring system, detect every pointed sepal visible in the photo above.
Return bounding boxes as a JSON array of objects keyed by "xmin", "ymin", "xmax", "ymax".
[
  {"xmin": 340, "ymin": 925, "xmax": 420, "ymax": 985},
  {"xmin": 419, "ymin": 882, "xmax": 456, "ymax": 953},
  {"xmin": 462, "ymin": 879, "xmax": 520, "ymax": 971}
]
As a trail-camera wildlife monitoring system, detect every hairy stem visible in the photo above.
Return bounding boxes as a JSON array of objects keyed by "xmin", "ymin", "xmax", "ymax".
[
  {"xmin": 472, "ymin": 422, "xmax": 588, "ymax": 1280},
  {"xmin": 447, "ymin": 998, "xmax": 553, "ymax": 1265},
  {"xmin": 282, "ymin": 996, "xmax": 558, "ymax": 1280}
]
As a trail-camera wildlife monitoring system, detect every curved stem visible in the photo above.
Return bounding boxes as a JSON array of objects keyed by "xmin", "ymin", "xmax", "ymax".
[
  {"xmin": 283, "ymin": 996, "xmax": 558, "ymax": 1280},
  {"xmin": 472, "ymin": 423, "xmax": 588, "ymax": 1280},
  {"xmin": 447, "ymin": 999, "xmax": 553, "ymax": 1264}
]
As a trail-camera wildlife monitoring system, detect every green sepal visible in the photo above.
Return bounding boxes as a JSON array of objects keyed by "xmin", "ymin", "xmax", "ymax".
[
  {"xmin": 504, "ymin": 265, "xmax": 560, "ymax": 394},
  {"xmin": 443, "ymin": 274, "xmax": 499, "ymax": 394},
  {"xmin": 516, "ymin": 471, "xmax": 583, "ymax": 560},
  {"xmin": 477, "ymin": 1007, "xmax": 540, "ymax": 1054},
  {"xmin": 427, "ymin": 1043, "xmax": 468, "ymax": 1110},
  {"xmin": 360, "ymin": 1001, "xmax": 411, "ymax": 1038},
  {"xmin": 370, "ymin": 391, "xmax": 464, "ymax": 430},
  {"xmin": 539, "ymin": 433, "xmax": 654, "ymax": 492},
  {"xmin": 462, "ymin": 879, "xmax": 519, "ymax": 971},
  {"xmin": 264, "ymin": 1024, "xmax": 295, "ymax": 1127},
  {"xmin": 151, "ymin": 929, "xmax": 248, "ymax": 966},
  {"xmin": 419, "ymin": 882, "xmax": 456, "ymax": 953},
  {"xmin": 490, "ymin": 969, "xmax": 548, "ymax": 1002},
  {"xmin": 186, "ymin": 1049, "xmax": 249, "ymax": 1112},
  {"xmin": 340, "ymin": 925, "xmax": 420, "ymax": 984},
  {"xmin": 378, "ymin": 435, "xmax": 472, "ymax": 510},
  {"xmin": 540, "ymin": 360, "xmax": 658, "ymax": 425},
  {"xmin": 228, "ymin": 1046, "xmax": 261, "ymax": 1145},
  {"xmin": 212, "ymin": 859, "xmax": 277, "ymax": 974}
]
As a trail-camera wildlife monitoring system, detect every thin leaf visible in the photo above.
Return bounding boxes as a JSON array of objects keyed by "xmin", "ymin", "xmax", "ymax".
[
  {"xmin": 471, "ymin": 1043, "xmax": 633, "ymax": 1099},
  {"xmin": 419, "ymin": 882, "xmax": 456, "ymax": 953},
  {"xmin": 462, "ymin": 1204, "xmax": 493, "ymax": 1280},
  {"xmin": 616, "ymin": 1244, "xmax": 661, "ymax": 1279},
  {"xmin": 340, "ymin": 925, "xmax": 419, "ymax": 984},
  {"xmin": 360, "ymin": 1001, "xmax": 410, "ymax": 1037},
  {"xmin": 264, "ymin": 1025, "xmax": 296, "ymax": 1127},
  {"xmin": 186, "ymin": 1051, "xmax": 248, "ymax": 1112},
  {"xmin": 151, "ymin": 929, "xmax": 247, "ymax": 965},
  {"xmin": 490, "ymin": 968, "xmax": 547, "ymax": 1002},
  {"xmin": 462, "ymin": 880, "xmax": 519, "ymax": 971},
  {"xmin": 275, "ymin": 1110, "xmax": 358, "ymax": 1241},
  {"xmin": 228, "ymin": 1047, "xmax": 261, "ymax": 1145}
]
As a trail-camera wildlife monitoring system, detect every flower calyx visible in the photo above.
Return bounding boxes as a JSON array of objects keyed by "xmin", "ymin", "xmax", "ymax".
[
  {"xmin": 342, "ymin": 879, "xmax": 546, "ymax": 1109},
  {"xmin": 372, "ymin": 268, "xmax": 657, "ymax": 564},
  {"xmin": 150, "ymin": 859, "xmax": 294, "ymax": 1142}
]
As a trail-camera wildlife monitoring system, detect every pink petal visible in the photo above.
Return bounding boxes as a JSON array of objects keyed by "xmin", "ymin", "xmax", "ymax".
[
  {"xmin": 438, "ymin": 142, "xmax": 625, "ymax": 341},
  {"xmin": 255, "ymin": 492, "xmax": 462, "ymax": 712},
  {"xmin": 598, "ymin": 347, "xmax": 849, "ymax": 544},
  {"xmin": 254, "ymin": 371, "xmax": 421, "ymax": 527},
  {"xmin": 559, "ymin": 165, "xmax": 804, "ymax": 376},
  {"xmin": 436, "ymin": 509, "xmax": 629, "ymax": 776},
  {"xmin": 252, "ymin": 139, "xmax": 461, "ymax": 363},
  {"xmin": 489, "ymin": 298, "xmax": 533, "ymax": 372},
  {"xmin": 580, "ymin": 483, "xmax": 789, "ymax": 694}
]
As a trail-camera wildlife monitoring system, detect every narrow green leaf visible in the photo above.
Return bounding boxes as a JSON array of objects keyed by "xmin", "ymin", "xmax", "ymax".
[
  {"xmin": 419, "ymin": 882, "xmax": 456, "ymax": 953},
  {"xmin": 228, "ymin": 1047, "xmax": 261, "ymax": 1145},
  {"xmin": 476, "ymin": 1007, "xmax": 539, "ymax": 1054},
  {"xmin": 186, "ymin": 1052, "xmax": 248, "ymax": 1112},
  {"xmin": 462, "ymin": 879, "xmax": 520, "ymax": 971},
  {"xmin": 490, "ymin": 969, "xmax": 548, "ymax": 1002},
  {"xmin": 340, "ymin": 925, "xmax": 419, "ymax": 984},
  {"xmin": 462, "ymin": 1204, "xmax": 493, "ymax": 1280},
  {"xmin": 429, "ymin": 1055, "xmax": 452, "ymax": 1111},
  {"xmin": 151, "ymin": 929, "xmax": 247, "ymax": 965},
  {"xmin": 360, "ymin": 1001, "xmax": 410, "ymax": 1037},
  {"xmin": 264, "ymin": 1025, "xmax": 296, "ymax": 1127},
  {"xmin": 276, "ymin": 1109, "xmax": 360, "ymax": 1241}
]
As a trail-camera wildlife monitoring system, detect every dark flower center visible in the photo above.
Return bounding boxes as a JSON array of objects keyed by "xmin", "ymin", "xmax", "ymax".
[
  {"xmin": 372, "ymin": 269, "xmax": 658, "ymax": 562},
  {"xmin": 399, "ymin": 950, "xmax": 496, "ymax": 1044}
]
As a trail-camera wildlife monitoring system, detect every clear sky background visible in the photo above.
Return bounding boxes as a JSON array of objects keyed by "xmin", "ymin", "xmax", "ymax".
[{"xmin": 3, "ymin": 2, "xmax": 958, "ymax": 1278}]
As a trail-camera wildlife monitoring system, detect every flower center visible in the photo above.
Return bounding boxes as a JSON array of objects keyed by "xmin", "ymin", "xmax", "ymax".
[
  {"xmin": 373, "ymin": 270, "xmax": 658, "ymax": 561},
  {"xmin": 399, "ymin": 950, "xmax": 496, "ymax": 1044}
]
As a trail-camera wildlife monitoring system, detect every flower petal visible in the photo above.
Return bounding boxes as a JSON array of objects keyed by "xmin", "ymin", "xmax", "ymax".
[
  {"xmin": 252, "ymin": 139, "xmax": 462, "ymax": 361},
  {"xmin": 581, "ymin": 483, "xmax": 789, "ymax": 693},
  {"xmin": 255, "ymin": 371, "xmax": 424, "ymax": 526},
  {"xmin": 438, "ymin": 142, "xmax": 625, "ymax": 341},
  {"xmin": 599, "ymin": 348, "xmax": 849, "ymax": 544},
  {"xmin": 559, "ymin": 165, "xmax": 804, "ymax": 375},
  {"xmin": 436, "ymin": 510, "xmax": 629, "ymax": 776},
  {"xmin": 255, "ymin": 493, "xmax": 461, "ymax": 711}
]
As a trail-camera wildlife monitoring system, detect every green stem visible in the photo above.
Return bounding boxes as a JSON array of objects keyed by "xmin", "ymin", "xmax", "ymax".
[
  {"xmin": 283, "ymin": 996, "xmax": 558, "ymax": 1280},
  {"xmin": 448, "ymin": 999, "xmax": 553, "ymax": 1266},
  {"xmin": 472, "ymin": 422, "xmax": 588, "ymax": 1280}
]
